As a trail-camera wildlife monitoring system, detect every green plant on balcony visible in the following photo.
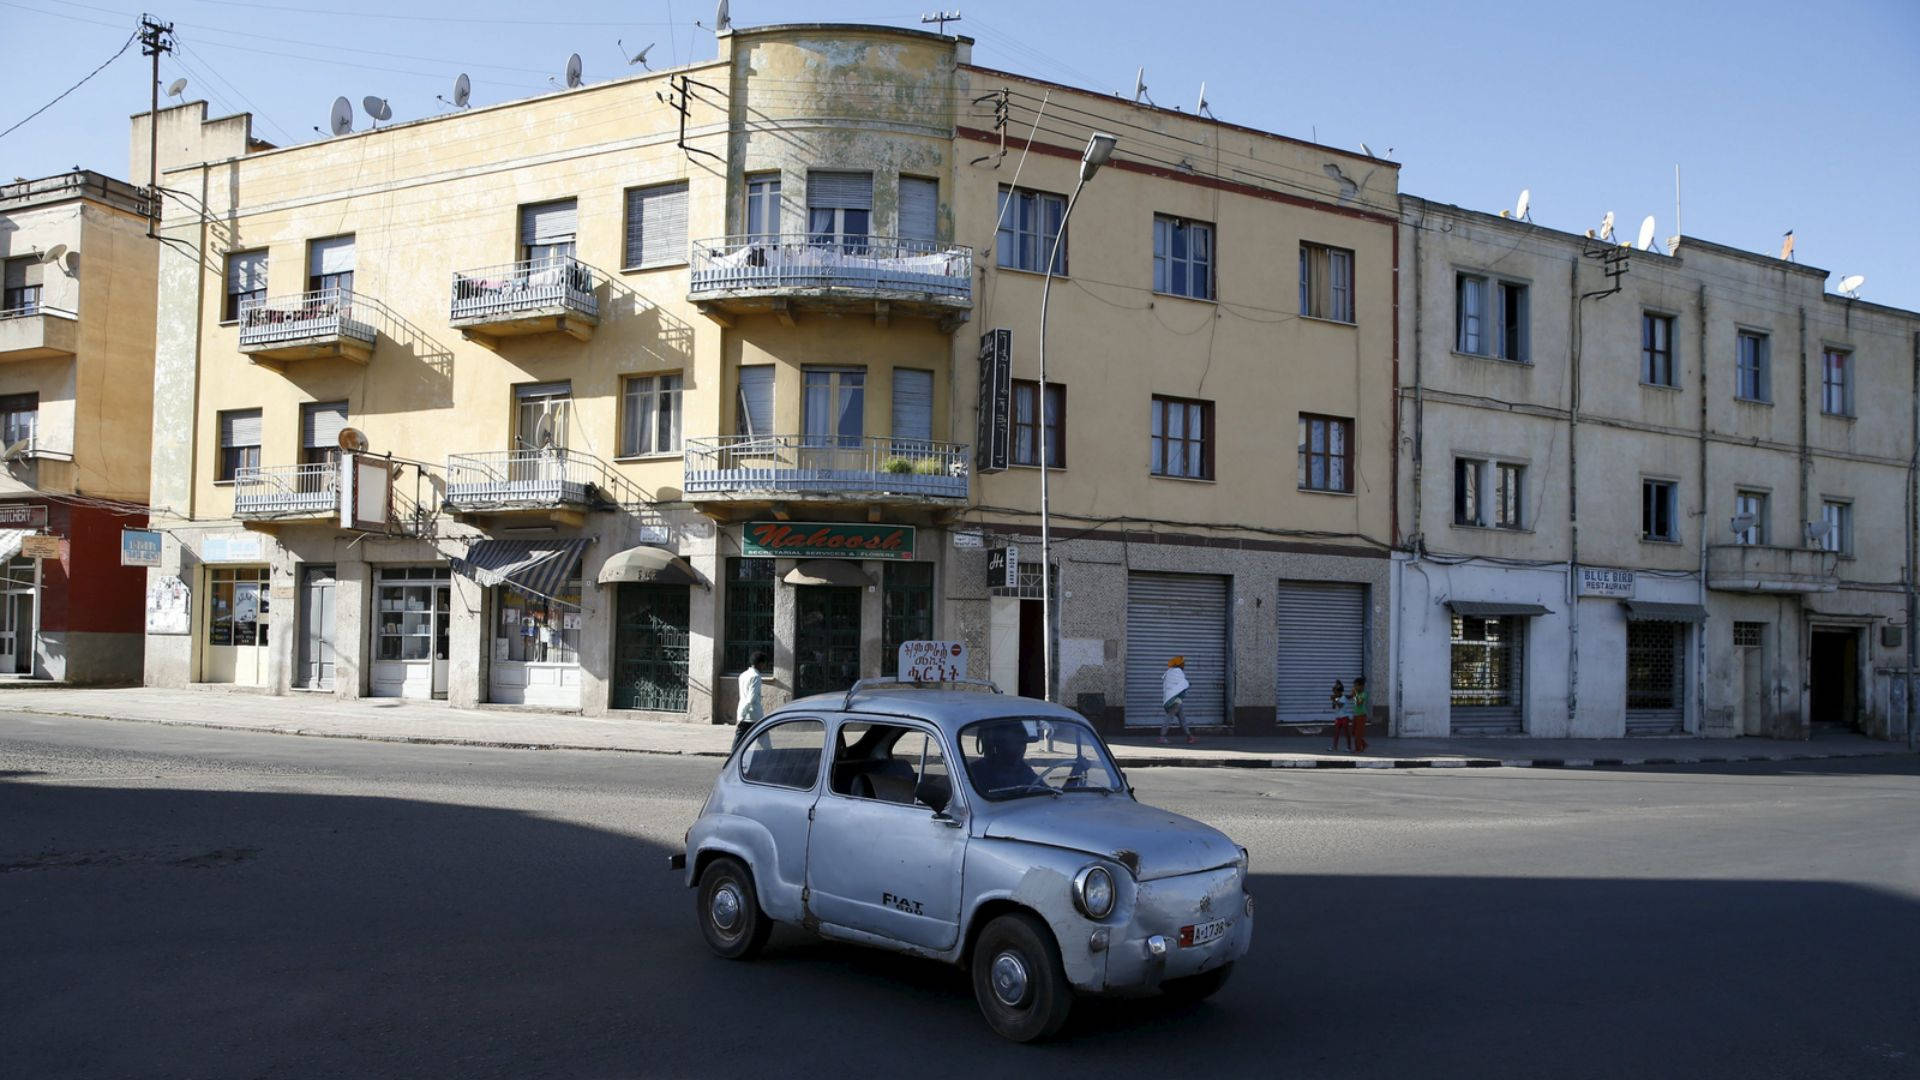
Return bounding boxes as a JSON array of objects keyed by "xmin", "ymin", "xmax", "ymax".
[
  {"xmin": 881, "ymin": 457, "xmax": 915, "ymax": 474},
  {"xmin": 910, "ymin": 457, "xmax": 946, "ymax": 475}
]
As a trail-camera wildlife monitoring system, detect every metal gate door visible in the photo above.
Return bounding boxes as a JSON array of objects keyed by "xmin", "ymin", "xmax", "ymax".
[
  {"xmin": 795, "ymin": 586, "xmax": 861, "ymax": 697},
  {"xmin": 1625, "ymin": 620, "xmax": 1686, "ymax": 734},
  {"xmin": 612, "ymin": 583, "xmax": 689, "ymax": 711},
  {"xmin": 1124, "ymin": 573, "xmax": 1228, "ymax": 727},
  {"xmin": 1275, "ymin": 581, "xmax": 1368, "ymax": 725},
  {"xmin": 298, "ymin": 565, "xmax": 336, "ymax": 690},
  {"xmin": 1449, "ymin": 614, "xmax": 1524, "ymax": 735}
]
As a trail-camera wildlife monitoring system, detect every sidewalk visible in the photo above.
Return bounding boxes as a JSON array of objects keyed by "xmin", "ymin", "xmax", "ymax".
[{"xmin": 0, "ymin": 686, "xmax": 1907, "ymax": 769}]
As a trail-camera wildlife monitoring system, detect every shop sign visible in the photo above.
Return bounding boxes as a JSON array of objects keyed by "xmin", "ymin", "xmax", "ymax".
[
  {"xmin": 20, "ymin": 535, "xmax": 61, "ymax": 560},
  {"xmin": 975, "ymin": 328, "xmax": 1012, "ymax": 473},
  {"xmin": 121, "ymin": 528, "xmax": 163, "ymax": 567},
  {"xmin": 203, "ymin": 535, "xmax": 264, "ymax": 563},
  {"xmin": 0, "ymin": 504, "xmax": 47, "ymax": 529},
  {"xmin": 147, "ymin": 575, "xmax": 190, "ymax": 635},
  {"xmin": 1576, "ymin": 567, "xmax": 1636, "ymax": 598},
  {"xmin": 987, "ymin": 545, "xmax": 1019, "ymax": 590},
  {"xmin": 898, "ymin": 640, "xmax": 968, "ymax": 684},
  {"xmin": 743, "ymin": 522, "xmax": 915, "ymax": 561},
  {"xmin": 950, "ymin": 529, "xmax": 984, "ymax": 550}
]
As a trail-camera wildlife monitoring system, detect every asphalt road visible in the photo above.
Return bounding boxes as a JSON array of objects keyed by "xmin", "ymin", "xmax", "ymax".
[{"xmin": 3, "ymin": 713, "xmax": 1917, "ymax": 1080}]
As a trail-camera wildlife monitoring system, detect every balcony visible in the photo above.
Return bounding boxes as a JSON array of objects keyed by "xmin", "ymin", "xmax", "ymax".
[
  {"xmin": 449, "ymin": 257, "xmax": 601, "ymax": 344},
  {"xmin": 1707, "ymin": 544, "xmax": 1840, "ymax": 594},
  {"xmin": 233, "ymin": 463, "xmax": 338, "ymax": 521},
  {"xmin": 237, "ymin": 288, "xmax": 376, "ymax": 364},
  {"xmin": 684, "ymin": 435, "xmax": 970, "ymax": 505},
  {"xmin": 688, "ymin": 235, "xmax": 973, "ymax": 329},
  {"xmin": 0, "ymin": 304, "xmax": 79, "ymax": 361},
  {"xmin": 443, "ymin": 448, "xmax": 642, "ymax": 524}
]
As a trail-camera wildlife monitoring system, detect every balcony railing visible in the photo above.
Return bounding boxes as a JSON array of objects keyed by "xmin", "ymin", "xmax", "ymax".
[
  {"xmin": 450, "ymin": 257, "xmax": 600, "ymax": 326},
  {"xmin": 684, "ymin": 435, "xmax": 970, "ymax": 501},
  {"xmin": 233, "ymin": 462, "xmax": 339, "ymax": 518},
  {"xmin": 1706, "ymin": 544, "xmax": 1840, "ymax": 594},
  {"xmin": 689, "ymin": 234, "xmax": 973, "ymax": 308},
  {"xmin": 237, "ymin": 288, "xmax": 377, "ymax": 357},
  {"xmin": 443, "ymin": 448, "xmax": 641, "ymax": 512}
]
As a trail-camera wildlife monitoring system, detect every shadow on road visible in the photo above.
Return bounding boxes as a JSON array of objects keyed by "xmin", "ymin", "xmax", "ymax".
[{"xmin": 4, "ymin": 775, "xmax": 1915, "ymax": 1079}]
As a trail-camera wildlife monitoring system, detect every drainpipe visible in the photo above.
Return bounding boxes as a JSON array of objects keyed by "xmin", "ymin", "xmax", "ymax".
[
  {"xmin": 1907, "ymin": 330, "xmax": 1918, "ymax": 750},
  {"xmin": 1697, "ymin": 283, "xmax": 1710, "ymax": 734},
  {"xmin": 1798, "ymin": 308, "xmax": 1812, "ymax": 547},
  {"xmin": 1566, "ymin": 257, "xmax": 1581, "ymax": 733},
  {"xmin": 1398, "ymin": 215, "xmax": 1425, "ymax": 735}
]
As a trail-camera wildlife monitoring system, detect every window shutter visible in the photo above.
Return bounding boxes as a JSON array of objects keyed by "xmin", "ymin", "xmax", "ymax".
[
  {"xmin": 519, "ymin": 199, "xmax": 578, "ymax": 246},
  {"xmin": 898, "ymin": 177, "xmax": 937, "ymax": 242},
  {"xmin": 301, "ymin": 401, "xmax": 349, "ymax": 449},
  {"xmin": 737, "ymin": 366, "xmax": 773, "ymax": 437},
  {"xmin": 227, "ymin": 251, "xmax": 267, "ymax": 294},
  {"xmin": 309, "ymin": 236, "xmax": 355, "ymax": 276},
  {"xmin": 891, "ymin": 369, "xmax": 933, "ymax": 443},
  {"xmin": 221, "ymin": 409, "xmax": 263, "ymax": 448},
  {"xmin": 2, "ymin": 259, "xmax": 22, "ymax": 291},
  {"xmin": 625, "ymin": 182, "xmax": 689, "ymax": 267},
  {"xmin": 807, "ymin": 171, "xmax": 873, "ymax": 211},
  {"xmin": 515, "ymin": 381, "xmax": 572, "ymax": 400}
]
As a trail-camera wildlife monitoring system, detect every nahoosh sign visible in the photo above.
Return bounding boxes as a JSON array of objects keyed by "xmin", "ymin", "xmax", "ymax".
[{"xmin": 743, "ymin": 522, "xmax": 916, "ymax": 561}]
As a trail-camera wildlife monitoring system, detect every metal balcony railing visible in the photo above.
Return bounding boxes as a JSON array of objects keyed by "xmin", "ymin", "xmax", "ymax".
[
  {"xmin": 450, "ymin": 257, "xmax": 601, "ymax": 323},
  {"xmin": 234, "ymin": 462, "xmax": 339, "ymax": 517},
  {"xmin": 443, "ymin": 448, "xmax": 642, "ymax": 511},
  {"xmin": 684, "ymin": 435, "xmax": 970, "ymax": 500},
  {"xmin": 689, "ymin": 235, "xmax": 973, "ymax": 302},
  {"xmin": 237, "ymin": 288, "xmax": 377, "ymax": 349}
]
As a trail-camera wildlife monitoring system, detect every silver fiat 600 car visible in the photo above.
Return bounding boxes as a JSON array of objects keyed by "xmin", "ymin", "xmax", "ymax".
[{"xmin": 674, "ymin": 679, "xmax": 1253, "ymax": 1042}]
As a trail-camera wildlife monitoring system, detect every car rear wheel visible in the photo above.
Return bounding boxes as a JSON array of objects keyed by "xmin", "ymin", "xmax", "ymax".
[
  {"xmin": 697, "ymin": 855, "xmax": 771, "ymax": 961},
  {"xmin": 1162, "ymin": 961, "xmax": 1234, "ymax": 1003},
  {"xmin": 971, "ymin": 912, "xmax": 1073, "ymax": 1043}
]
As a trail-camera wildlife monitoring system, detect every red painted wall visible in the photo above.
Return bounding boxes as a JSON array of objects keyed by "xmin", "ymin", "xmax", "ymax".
[{"xmin": 33, "ymin": 501, "xmax": 148, "ymax": 635}]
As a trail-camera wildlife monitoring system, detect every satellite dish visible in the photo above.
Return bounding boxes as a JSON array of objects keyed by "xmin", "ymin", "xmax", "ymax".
[
  {"xmin": 1598, "ymin": 211, "xmax": 1615, "ymax": 242},
  {"xmin": 1359, "ymin": 141, "xmax": 1373, "ymax": 157},
  {"xmin": 565, "ymin": 53, "xmax": 583, "ymax": 88},
  {"xmin": 454, "ymin": 73, "xmax": 471, "ymax": 108},
  {"xmin": 1133, "ymin": 66, "xmax": 1153, "ymax": 105},
  {"xmin": 1195, "ymin": 82, "xmax": 1210, "ymax": 116},
  {"xmin": 1514, "ymin": 188, "xmax": 1531, "ymax": 221},
  {"xmin": 620, "ymin": 39, "xmax": 654, "ymax": 68},
  {"xmin": 1730, "ymin": 513, "xmax": 1757, "ymax": 537},
  {"xmin": 41, "ymin": 244, "xmax": 67, "ymax": 265},
  {"xmin": 2, "ymin": 437, "xmax": 32, "ymax": 462},
  {"xmin": 1837, "ymin": 274, "xmax": 1866, "ymax": 298},
  {"xmin": 329, "ymin": 96, "xmax": 353, "ymax": 136},
  {"xmin": 337, "ymin": 426, "xmax": 370, "ymax": 454},
  {"xmin": 1636, "ymin": 215, "xmax": 1657, "ymax": 252},
  {"xmin": 165, "ymin": 77, "xmax": 188, "ymax": 99},
  {"xmin": 715, "ymin": 0, "xmax": 731, "ymax": 32},
  {"xmin": 363, "ymin": 96, "xmax": 392, "ymax": 123},
  {"xmin": 532, "ymin": 411, "xmax": 558, "ymax": 451},
  {"xmin": 1805, "ymin": 519, "xmax": 1834, "ymax": 544}
]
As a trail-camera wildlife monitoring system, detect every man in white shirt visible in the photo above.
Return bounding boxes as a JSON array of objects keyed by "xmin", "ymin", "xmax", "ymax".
[{"xmin": 733, "ymin": 651, "xmax": 769, "ymax": 751}]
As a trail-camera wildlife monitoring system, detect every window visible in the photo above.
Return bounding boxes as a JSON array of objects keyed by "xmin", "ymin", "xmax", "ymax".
[
  {"xmin": 217, "ymin": 408, "xmax": 262, "ymax": 481},
  {"xmin": 519, "ymin": 198, "xmax": 577, "ymax": 264},
  {"xmin": 514, "ymin": 382, "xmax": 571, "ymax": 450},
  {"xmin": 741, "ymin": 719, "xmax": 826, "ymax": 790},
  {"xmin": 1821, "ymin": 499, "xmax": 1853, "ymax": 555},
  {"xmin": 1734, "ymin": 490, "xmax": 1768, "ymax": 546},
  {"xmin": 307, "ymin": 235, "xmax": 354, "ymax": 294},
  {"xmin": 1736, "ymin": 331, "xmax": 1770, "ymax": 402},
  {"xmin": 375, "ymin": 567, "xmax": 450, "ymax": 662},
  {"xmin": 206, "ymin": 566, "xmax": 270, "ymax": 647},
  {"xmin": 1642, "ymin": 312, "xmax": 1676, "ymax": 386},
  {"xmin": 1454, "ymin": 457, "xmax": 1485, "ymax": 526},
  {"xmin": 723, "ymin": 557, "xmax": 774, "ymax": 673},
  {"xmin": 735, "ymin": 365, "xmax": 773, "ymax": 438},
  {"xmin": 493, "ymin": 569, "xmax": 582, "ymax": 665},
  {"xmin": 1451, "ymin": 616, "xmax": 1524, "ymax": 710},
  {"xmin": 1153, "ymin": 215, "xmax": 1214, "ymax": 300},
  {"xmin": 898, "ymin": 176, "xmax": 938, "ymax": 244},
  {"xmin": 1299, "ymin": 242, "xmax": 1354, "ymax": 322},
  {"xmin": 1496, "ymin": 463, "xmax": 1525, "ymax": 529},
  {"xmin": 1821, "ymin": 348, "xmax": 1853, "ymax": 416},
  {"xmin": 745, "ymin": 172, "xmax": 780, "ymax": 241},
  {"xmin": 624, "ymin": 181, "xmax": 689, "ymax": 269},
  {"xmin": 620, "ymin": 373, "xmax": 683, "ymax": 457},
  {"xmin": 1298, "ymin": 414, "xmax": 1354, "ymax": 493},
  {"xmin": 803, "ymin": 367, "xmax": 864, "ymax": 448},
  {"xmin": 1455, "ymin": 273, "xmax": 1528, "ymax": 361},
  {"xmin": 1010, "ymin": 380, "xmax": 1064, "ymax": 467},
  {"xmin": 299, "ymin": 400, "xmax": 347, "ymax": 469},
  {"xmin": 880, "ymin": 563, "xmax": 934, "ymax": 677},
  {"xmin": 1732, "ymin": 621, "xmax": 1766, "ymax": 649},
  {"xmin": 890, "ymin": 368, "xmax": 933, "ymax": 448},
  {"xmin": 1150, "ymin": 395, "xmax": 1213, "ymax": 479},
  {"xmin": 2, "ymin": 255, "xmax": 43, "ymax": 314},
  {"xmin": 996, "ymin": 186, "xmax": 1066, "ymax": 274},
  {"xmin": 807, "ymin": 171, "xmax": 872, "ymax": 250},
  {"xmin": 1642, "ymin": 479, "xmax": 1678, "ymax": 542},
  {"xmin": 0, "ymin": 393, "xmax": 37, "ymax": 452},
  {"xmin": 829, "ymin": 722, "xmax": 950, "ymax": 808},
  {"xmin": 224, "ymin": 250, "xmax": 267, "ymax": 322},
  {"xmin": 1456, "ymin": 459, "xmax": 1523, "ymax": 527}
]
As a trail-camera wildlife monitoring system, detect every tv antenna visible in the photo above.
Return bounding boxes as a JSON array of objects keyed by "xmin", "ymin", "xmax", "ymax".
[
  {"xmin": 619, "ymin": 39, "xmax": 655, "ymax": 68},
  {"xmin": 362, "ymin": 96, "xmax": 392, "ymax": 126},
  {"xmin": 1195, "ymin": 82, "xmax": 1213, "ymax": 118},
  {"xmin": 920, "ymin": 10, "xmax": 962, "ymax": 34},
  {"xmin": 1501, "ymin": 188, "xmax": 1531, "ymax": 221},
  {"xmin": 1836, "ymin": 274, "xmax": 1866, "ymax": 299},
  {"xmin": 1132, "ymin": 66, "xmax": 1154, "ymax": 106},
  {"xmin": 328, "ymin": 96, "xmax": 353, "ymax": 136},
  {"xmin": 165, "ymin": 77, "xmax": 187, "ymax": 100},
  {"xmin": 437, "ymin": 73, "xmax": 472, "ymax": 110},
  {"xmin": 1636, "ymin": 215, "xmax": 1658, "ymax": 252}
]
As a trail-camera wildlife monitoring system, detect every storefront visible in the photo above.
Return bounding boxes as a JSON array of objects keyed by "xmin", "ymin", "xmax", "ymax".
[
  {"xmin": 1123, "ymin": 572, "xmax": 1229, "ymax": 728},
  {"xmin": 601, "ymin": 545, "xmax": 706, "ymax": 713},
  {"xmin": 202, "ymin": 565, "xmax": 271, "ymax": 686},
  {"xmin": 1444, "ymin": 600, "xmax": 1548, "ymax": 736},
  {"xmin": 369, "ymin": 566, "xmax": 450, "ymax": 699},
  {"xmin": 0, "ymin": 532, "xmax": 37, "ymax": 675},
  {"xmin": 1274, "ymin": 580, "xmax": 1369, "ymax": 726},
  {"xmin": 452, "ymin": 538, "xmax": 591, "ymax": 709}
]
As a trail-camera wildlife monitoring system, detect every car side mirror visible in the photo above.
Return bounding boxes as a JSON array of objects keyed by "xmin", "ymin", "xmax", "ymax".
[{"xmin": 914, "ymin": 777, "xmax": 951, "ymax": 814}]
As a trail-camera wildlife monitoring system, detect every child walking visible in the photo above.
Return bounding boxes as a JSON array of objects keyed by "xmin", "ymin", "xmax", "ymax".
[
  {"xmin": 1329, "ymin": 679, "xmax": 1352, "ymax": 751},
  {"xmin": 1351, "ymin": 676, "xmax": 1370, "ymax": 753}
]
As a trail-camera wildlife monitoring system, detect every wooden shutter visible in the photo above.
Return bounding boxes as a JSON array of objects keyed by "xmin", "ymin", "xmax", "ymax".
[
  {"xmin": 625, "ymin": 182, "xmax": 689, "ymax": 268},
  {"xmin": 898, "ymin": 177, "xmax": 937, "ymax": 242}
]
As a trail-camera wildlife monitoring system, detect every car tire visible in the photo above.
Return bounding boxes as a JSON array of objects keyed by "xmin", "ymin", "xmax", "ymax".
[
  {"xmin": 697, "ymin": 855, "xmax": 772, "ymax": 961},
  {"xmin": 1162, "ymin": 961, "xmax": 1234, "ymax": 1003},
  {"xmin": 971, "ymin": 912, "xmax": 1074, "ymax": 1043}
]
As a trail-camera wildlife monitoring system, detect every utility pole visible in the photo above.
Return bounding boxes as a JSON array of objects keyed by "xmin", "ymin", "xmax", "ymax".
[
  {"xmin": 1908, "ymin": 330, "xmax": 1917, "ymax": 750},
  {"xmin": 138, "ymin": 13, "xmax": 174, "ymax": 239}
]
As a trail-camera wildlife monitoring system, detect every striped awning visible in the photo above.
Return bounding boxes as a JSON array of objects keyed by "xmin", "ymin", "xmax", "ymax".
[
  {"xmin": 452, "ymin": 538, "xmax": 589, "ymax": 601},
  {"xmin": 1623, "ymin": 601, "xmax": 1708, "ymax": 623},
  {"xmin": 0, "ymin": 529, "xmax": 27, "ymax": 563}
]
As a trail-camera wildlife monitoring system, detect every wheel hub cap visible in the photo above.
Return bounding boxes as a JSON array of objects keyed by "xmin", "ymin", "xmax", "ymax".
[
  {"xmin": 710, "ymin": 883, "xmax": 742, "ymax": 932},
  {"xmin": 990, "ymin": 950, "xmax": 1030, "ymax": 1006}
]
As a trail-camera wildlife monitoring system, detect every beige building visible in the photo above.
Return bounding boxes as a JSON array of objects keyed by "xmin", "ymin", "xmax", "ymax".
[
  {"xmin": 0, "ymin": 171, "xmax": 156, "ymax": 682},
  {"xmin": 1394, "ymin": 195, "xmax": 1916, "ymax": 739},
  {"xmin": 140, "ymin": 23, "xmax": 1398, "ymax": 729}
]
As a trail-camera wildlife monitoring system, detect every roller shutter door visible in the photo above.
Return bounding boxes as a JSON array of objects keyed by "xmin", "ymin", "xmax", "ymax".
[
  {"xmin": 1125, "ymin": 573, "xmax": 1228, "ymax": 728},
  {"xmin": 1275, "ymin": 581, "xmax": 1368, "ymax": 724}
]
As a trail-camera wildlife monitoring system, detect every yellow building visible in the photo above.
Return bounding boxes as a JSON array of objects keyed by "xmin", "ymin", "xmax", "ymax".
[{"xmin": 141, "ymin": 24, "xmax": 1398, "ymax": 729}]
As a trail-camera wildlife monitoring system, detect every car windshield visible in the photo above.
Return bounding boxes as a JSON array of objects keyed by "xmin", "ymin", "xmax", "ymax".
[{"xmin": 958, "ymin": 716, "xmax": 1124, "ymax": 800}]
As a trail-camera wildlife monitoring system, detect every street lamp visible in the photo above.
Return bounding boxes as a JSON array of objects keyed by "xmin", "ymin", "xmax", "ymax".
[{"xmin": 1036, "ymin": 132, "xmax": 1117, "ymax": 703}]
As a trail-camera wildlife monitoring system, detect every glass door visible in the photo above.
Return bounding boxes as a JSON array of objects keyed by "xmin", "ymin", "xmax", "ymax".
[{"xmin": 794, "ymin": 586, "xmax": 861, "ymax": 697}]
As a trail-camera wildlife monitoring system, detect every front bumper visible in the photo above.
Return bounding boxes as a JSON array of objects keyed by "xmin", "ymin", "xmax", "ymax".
[{"xmin": 1094, "ymin": 865, "xmax": 1253, "ymax": 994}]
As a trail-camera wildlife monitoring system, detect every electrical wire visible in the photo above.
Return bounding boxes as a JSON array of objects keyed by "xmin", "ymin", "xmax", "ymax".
[{"xmin": 0, "ymin": 26, "xmax": 137, "ymax": 141}]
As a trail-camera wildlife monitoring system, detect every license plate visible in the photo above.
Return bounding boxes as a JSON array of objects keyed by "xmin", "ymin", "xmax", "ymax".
[{"xmin": 1179, "ymin": 918, "xmax": 1229, "ymax": 948}]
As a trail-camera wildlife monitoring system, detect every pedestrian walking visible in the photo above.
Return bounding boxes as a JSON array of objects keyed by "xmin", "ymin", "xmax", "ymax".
[
  {"xmin": 1329, "ymin": 679, "xmax": 1352, "ymax": 751},
  {"xmin": 1351, "ymin": 675, "xmax": 1370, "ymax": 753},
  {"xmin": 1160, "ymin": 656, "xmax": 1197, "ymax": 745},
  {"xmin": 732, "ymin": 651, "xmax": 769, "ymax": 752}
]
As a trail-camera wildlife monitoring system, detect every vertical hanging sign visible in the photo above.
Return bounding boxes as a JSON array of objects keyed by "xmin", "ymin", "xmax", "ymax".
[{"xmin": 976, "ymin": 327, "xmax": 1011, "ymax": 473}]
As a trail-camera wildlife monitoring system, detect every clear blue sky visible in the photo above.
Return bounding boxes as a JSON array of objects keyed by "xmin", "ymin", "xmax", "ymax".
[{"xmin": 4, "ymin": 0, "xmax": 1917, "ymax": 308}]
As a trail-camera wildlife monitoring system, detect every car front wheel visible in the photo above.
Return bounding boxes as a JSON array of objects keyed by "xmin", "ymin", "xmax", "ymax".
[
  {"xmin": 971, "ymin": 912, "xmax": 1074, "ymax": 1042},
  {"xmin": 697, "ymin": 855, "xmax": 771, "ymax": 960}
]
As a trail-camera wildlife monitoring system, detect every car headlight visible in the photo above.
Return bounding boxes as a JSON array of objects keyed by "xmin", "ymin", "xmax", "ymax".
[
  {"xmin": 1073, "ymin": 864, "xmax": 1116, "ymax": 919},
  {"xmin": 1236, "ymin": 846, "xmax": 1250, "ymax": 874}
]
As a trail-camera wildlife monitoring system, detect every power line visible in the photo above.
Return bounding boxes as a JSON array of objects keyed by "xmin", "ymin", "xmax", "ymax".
[{"xmin": 0, "ymin": 27, "xmax": 137, "ymax": 141}]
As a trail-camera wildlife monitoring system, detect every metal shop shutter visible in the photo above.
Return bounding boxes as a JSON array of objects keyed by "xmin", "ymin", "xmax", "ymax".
[
  {"xmin": 1124, "ymin": 572, "xmax": 1229, "ymax": 727},
  {"xmin": 898, "ymin": 177, "xmax": 938, "ymax": 242},
  {"xmin": 519, "ymin": 199, "xmax": 578, "ymax": 246},
  {"xmin": 300, "ymin": 400, "xmax": 348, "ymax": 450},
  {"xmin": 1274, "ymin": 581, "xmax": 1368, "ymax": 724}
]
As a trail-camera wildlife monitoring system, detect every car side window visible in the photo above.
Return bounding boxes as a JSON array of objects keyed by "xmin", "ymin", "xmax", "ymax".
[
  {"xmin": 740, "ymin": 719, "xmax": 826, "ymax": 790},
  {"xmin": 829, "ymin": 722, "xmax": 953, "ymax": 812}
]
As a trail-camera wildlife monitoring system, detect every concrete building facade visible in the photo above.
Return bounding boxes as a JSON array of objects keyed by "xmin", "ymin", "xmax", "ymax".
[
  {"xmin": 140, "ymin": 23, "xmax": 1399, "ymax": 729},
  {"xmin": 1393, "ymin": 196, "xmax": 1916, "ymax": 740}
]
